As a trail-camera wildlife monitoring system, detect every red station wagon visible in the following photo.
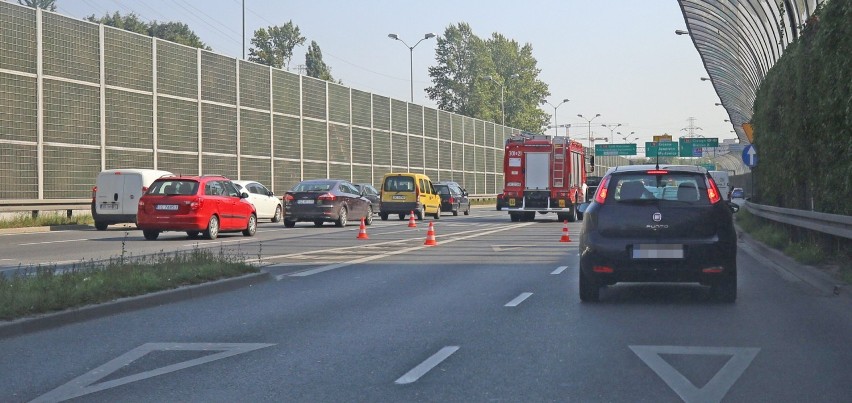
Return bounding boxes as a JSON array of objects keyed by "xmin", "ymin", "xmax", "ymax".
[{"xmin": 137, "ymin": 175, "xmax": 257, "ymax": 240}]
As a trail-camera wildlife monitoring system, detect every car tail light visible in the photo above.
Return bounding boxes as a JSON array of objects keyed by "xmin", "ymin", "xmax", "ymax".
[
  {"xmin": 448, "ymin": 197, "xmax": 454, "ymax": 204},
  {"xmin": 190, "ymin": 198, "xmax": 203, "ymax": 210},
  {"xmin": 91, "ymin": 186, "xmax": 97, "ymax": 202},
  {"xmin": 138, "ymin": 200, "xmax": 145, "ymax": 207},
  {"xmin": 593, "ymin": 265, "xmax": 614, "ymax": 273},
  {"xmin": 284, "ymin": 194, "xmax": 294, "ymax": 202},
  {"xmin": 646, "ymin": 170, "xmax": 668, "ymax": 175},
  {"xmin": 594, "ymin": 176, "xmax": 611, "ymax": 204},
  {"xmin": 702, "ymin": 266, "xmax": 724, "ymax": 273},
  {"xmin": 318, "ymin": 192, "xmax": 336, "ymax": 201},
  {"xmin": 706, "ymin": 177, "xmax": 721, "ymax": 204}
]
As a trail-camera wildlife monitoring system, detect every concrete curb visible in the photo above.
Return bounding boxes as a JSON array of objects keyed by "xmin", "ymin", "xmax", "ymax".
[
  {"xmin": 736, "ymin": 224, "xmax": 848, "ymax": 299},
  {"xmin": 0, "ymin": 224, "xmax": 94, "ymax": 235},
  {"xmin": 0, "ymin": 272, "xmax": 271, "ymax": 339}
]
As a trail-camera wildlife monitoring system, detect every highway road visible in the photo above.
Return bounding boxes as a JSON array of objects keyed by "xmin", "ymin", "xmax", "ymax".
[{"xmin": 1, "ymin": 207, "xmax": 850, "ymax": 402}]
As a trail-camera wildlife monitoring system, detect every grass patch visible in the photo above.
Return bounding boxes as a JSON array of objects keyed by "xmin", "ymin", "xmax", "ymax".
[
  {"xmin": 0, "ymin": 244, "xmax": 258, "ymax": 321},
  {"xmin": 0, "ymin": 212, "xmax": 93, "ymax": 230}
]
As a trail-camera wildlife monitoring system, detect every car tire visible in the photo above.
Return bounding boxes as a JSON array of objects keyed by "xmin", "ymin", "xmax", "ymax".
[
  {"xmin": 284, "ymin": 218, "xmax": 296, "ymax": 228},
  {"xmin": 314, "ymin": 220, "xmax": 324, "ymax": 227},
  {"xmin": 433, "ymin": 208, "xmax": 440, "ymax": 219},
  {"xmin": 415, "ymin": 208, "xmax": 424, "ymax": 221},
  {"xmin": 271, "ymin": 205, "xmax": 282, "ymax": 223},
  {"xmin": 452, "ymin": 208, "xmax": 459, "ymax": 216},
  {"xmin": 364, "ymin": 207, "xmax": 374, "ymax": 226},
  {"xmin": 398, "ymin": 213, "xmax": 406, "ymax": 220},
  {"xmin": 380, "ymin": 213, "xmax": 388, "ymax": 221},
  {"xmin": 335, "ymin": 207, "xmax": 347, "ymax": 227},
  {"xmin": 243, "ymin": 214, "xmax": 257, "ymax": 236},
  {"xmin": 464, "ymin": 204, "xmax": 470, "ymax": 215},
  {"xmin": 204, "ymin": 215, "xmax": 219, "ymax": 240},
  {"xmin": 567, "ymin": 203, "xmax": 578, "ymax": 222},
  {"xmin": 579, "ymin": 271, "xmax": 600, "ymax": 302},
  {"xmin": 95, "ymin": 221, "xmax": 108, "ymax": 231},
  {"xmin": 186, "ymin": 231, "xmax": 200, "ymax": 239},
  {"xmin": 143, "ymin": 230, "xmax": 160, "ymax": 240}
]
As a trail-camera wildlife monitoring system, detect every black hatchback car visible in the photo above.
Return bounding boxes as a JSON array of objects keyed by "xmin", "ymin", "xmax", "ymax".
[
  {"xmin": 434, "ymin": 181, "xmax": 470, "ymax": 216},
  {"xmin": 577, "ymin": 165, "xmax": 739, "ymax": 302}
]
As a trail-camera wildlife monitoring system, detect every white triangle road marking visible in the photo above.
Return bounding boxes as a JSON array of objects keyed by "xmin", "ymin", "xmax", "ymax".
[
  {"xmin": 32, "ymin": 343, "xmax": 275, "ymax": 402},
  {"xmin": 629, "ymin": 345, "xmax": 760, "ymax": 403}
]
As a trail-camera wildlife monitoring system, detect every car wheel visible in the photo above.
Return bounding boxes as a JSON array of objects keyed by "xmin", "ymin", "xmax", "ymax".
[
  {"xmin": 271, "ymin": 205, "xmax": 282, "ymax": 223},
  {"xmin": 314, "ymin": 220, "xmax": 324, "ymax": 227},
  {"xmin": 364, "ymin": 207, "xmax": 374, "ymax": 226},
  {"xmin": 243, "ymin": 214, "xmax": 257, "ymax": 236},
  {"xmin": 95, "ymin": 221, "xmax": 108, "ymax": 231},
  {"xmin": 204, "ymin": 215, "xmax": 219, "ymax": 240},
  {"xmin": 186, "ymin": 231, "xmax": 200, "ymax": 239},
  {"xmin": 335, "ymin": 207, "xmax": 347, "ymax": 227},
  {"xmin": 143, "ymin": 230, "xmax": 160, "ymax": 240},
  {"xmin": 284, "ymin": 218, "xmax": 296, "ymax": 228},
  {"xmin": 464, "ymin": 204, "xmax": 470, "ymax": 215},
  {"xmin": 415, "ymin": 208, "xmax": 424, "ymax": 221},
  {"xmin": 398, "ymin": 213, "xmax": 406, "ymax": 220},
  {"xmin": 380, "ymin": 213, "xmax": 388, "ymax": 221},
  {"xmin": 579, "ymin": 271, "xmax": 600, "ymax": 302},
  {"xmin": 452, "ymin": 208, "xmax": 459, "ymax": 216},
  {"xmin": 434, "ymin": 207, "xmax": 440, "ymax": 219}
]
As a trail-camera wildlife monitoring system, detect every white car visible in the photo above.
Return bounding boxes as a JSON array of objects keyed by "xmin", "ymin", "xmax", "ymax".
[{"xmin": 232, "ymin": 180, "xmax": 283, "ymax": 222}]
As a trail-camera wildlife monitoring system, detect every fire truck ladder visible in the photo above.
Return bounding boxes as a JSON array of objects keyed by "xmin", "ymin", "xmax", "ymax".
[{"xmin": 552, "ymin": 141, "xmax": 566, "ymax": 188}]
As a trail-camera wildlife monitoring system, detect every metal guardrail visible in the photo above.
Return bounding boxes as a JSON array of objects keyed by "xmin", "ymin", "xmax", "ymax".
[
  {"xmin": 0, "ymin": 199, "xmax": 90, "ymax": 217},
  {"xmin": 745, "ymin": 201, "xmax": 852, "ymax": 239}
]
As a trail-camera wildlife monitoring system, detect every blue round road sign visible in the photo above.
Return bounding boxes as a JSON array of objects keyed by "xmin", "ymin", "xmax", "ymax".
[{"xmin": 742, "ymin": 144, "xmax": 757, "ymax": 168}]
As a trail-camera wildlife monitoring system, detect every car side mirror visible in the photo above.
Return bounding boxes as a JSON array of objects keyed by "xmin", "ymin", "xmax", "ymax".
[
  {"xmin": 727, "ymin": 201, "xmax": 739, "ymax": 213},
  {"xmin": 268, "ymin": 190, "xmax": 274, "ymax": 197},
  {"xmin": 578, "ymin": 202, "xmax": 590, "ymax": 213},
  {"xmin": 240, "ymin": 191, "xmax": 249, "ymax": 199}
]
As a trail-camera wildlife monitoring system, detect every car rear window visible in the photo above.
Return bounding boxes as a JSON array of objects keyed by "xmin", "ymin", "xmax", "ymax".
[
  {"xmin": 435, "ymin": 185, "xmax": 450, "ymax": 195},
  {"xmin": 384, "ymin": 176, "xmax": 415, "ymax": 192},
  {"xmin": 147, "ymin": 180, "xmax": 199, "ymax": 195},
  {"xmin": 610, "ymin": 173, "xmax": 709, "ymax": 204},
  {"xmin": 292, "ymin": 181, "xmax": 335, "ymax": 192}
]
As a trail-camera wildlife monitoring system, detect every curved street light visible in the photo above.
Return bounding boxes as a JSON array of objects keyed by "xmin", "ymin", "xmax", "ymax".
[
  {"xmin": 388, "ymin": 32, "xmax": 436, "ymax": 102},
  {"xmin": 577, "ymin": 113, "xmax": 602, "ymax": 147},
  {"xmin": 619, "ymin": 131, "xmax": 637, "ymax": 143},
  {"xmin": 601, "ymin": 123, "xmax": 622, "ymax": 143},
  {"xmin": 544, "ymin": 98, "xmax": 570, "ymax": 136}
]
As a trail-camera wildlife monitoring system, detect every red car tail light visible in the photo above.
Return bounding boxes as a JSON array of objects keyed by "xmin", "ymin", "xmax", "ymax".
[
  {"xmin": 91, "ymin": 186, "xmax": 97, "ymax": 202},
  {"xmin": 284, "ymin": 194, "xmax": 294, "ymax": 202},
  {"xmin": 593, "ymin": 265, "xmax": 614, "ymax": 273},
  {"xmin": 594, "ymin": 176, "xmax": 611, "ymax": 204},
  {"xmin": 190, "ymin": 198, "xmax": 203, "ymax": 210},
  {"xmin": 448, "ymin": 197, "xmax": 454, "ymax": 204},
  {"xmin": 706, "ymin": 177, "xmax": 721, "ymax": 204},
  {"xmin": 318, "ymin": 192, "xmax": 336, "ymax": 201},
  {"xmin": 646, "ymin": 170, "xmax": 668, "ymax": 175},
  {"xmin": 702, "ymin": 266, "xmax": 724, "ymax": 273}
]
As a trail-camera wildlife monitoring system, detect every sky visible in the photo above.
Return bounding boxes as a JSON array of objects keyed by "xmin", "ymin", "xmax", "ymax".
[{"xmin": 43, "ymin": 0, "xmax": 738, "ymax": 146}]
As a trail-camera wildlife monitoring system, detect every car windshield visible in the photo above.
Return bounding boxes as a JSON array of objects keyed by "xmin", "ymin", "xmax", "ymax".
[
  {"xmin": 612, "ymin": 173, "xmax": 708, "ymax": 204},
  {"xmin": 147, "ymin": 180, "xmax": 198, "ymax": 195},
  {"xmin": 291, "ymin": 181, "xmax": 335, "ymax": 192}
]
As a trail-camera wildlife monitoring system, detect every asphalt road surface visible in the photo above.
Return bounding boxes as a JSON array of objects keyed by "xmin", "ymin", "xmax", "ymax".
[{"xmin": 1, "ymin": 207, "xmax": 850, "ymax": 402}]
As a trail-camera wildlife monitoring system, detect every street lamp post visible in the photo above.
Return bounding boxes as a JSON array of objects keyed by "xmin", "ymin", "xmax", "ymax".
[
  {"xmin": 577, "ymin": 113, "xmax": 602, "ymax": 147},
  {"xmin": 601, "ymin": 123, "xmax": 622, "ymax": 142},
  {"xmin": 488, "ymin": 74, "xmax": 519, "ymax": 126},
  {"xmin": 388, "ymin": 33, "xmax": 436, "ymax": 102},
  {"xmin": 544, "ymin": 98, "xmax": 570, "ymax": 136},
  {"xmin": 619, "ymin": 131, "xmax": 637, "ymax": 143}
]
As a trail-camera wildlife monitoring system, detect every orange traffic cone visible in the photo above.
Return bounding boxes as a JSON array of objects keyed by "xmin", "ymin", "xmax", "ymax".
[
  {"xmin": 408, "ymin": 211, "xmax": 417, "ymax": 227},
  {"xmin": 424, "ymin": 221, "xmax": 437, "ymax": 246},
  {"xmin": 357, "ymin": 217, "xmax": 369, "ymax": 240},
  {"xmin": 559, "ymin": 220, "xmax": 571, "ymax": 242}
]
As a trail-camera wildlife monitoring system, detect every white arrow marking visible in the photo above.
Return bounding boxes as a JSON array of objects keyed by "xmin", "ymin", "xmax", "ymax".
[
  {"xmin": 395, "ymin": 346, "xmax": 459, "ymax": 384},
  {"xmin": 630, "ymin": 345, "xmax": 760, "ymax": 403},
  {"xmin": 32, "ymin": 343, "xmax": 275, "ymax": 402}
]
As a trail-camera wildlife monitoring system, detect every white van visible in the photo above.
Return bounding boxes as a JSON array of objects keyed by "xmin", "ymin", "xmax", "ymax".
[
  {"xmin": 709, "ymin": 170, "xmax": 731, "ymax": 201},
  {"xmin": 92, "ymin": 169, "xmax": 173, "ymax": 230}
]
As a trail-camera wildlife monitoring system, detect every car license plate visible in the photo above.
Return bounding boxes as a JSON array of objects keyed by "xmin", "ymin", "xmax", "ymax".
[
  {"xmin": 99, "ymin": 203, "xmax": 118, "ymax": 210},
  {"xmin": 155, "ymin": 204, "xmax": 179, "ymax": 211},
  {"xmin": 632, "ymin": 244, "xmax": 683, "ymax": 259},
  {"xmin": 297, "ymin": 199, "xmax": 314, "ymax": 204},
  {"xmin": 392, "ymin": 195, "xmax": 406, "ymax": 200}
]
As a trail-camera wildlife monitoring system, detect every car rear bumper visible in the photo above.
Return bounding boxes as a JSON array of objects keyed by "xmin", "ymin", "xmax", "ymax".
[
  {"xmin": 137, "ymin": 214, "xmax": 208, "ymax": 231},
  {"xmin": 380, "ymin": 202, "xmax": 420, "ymax": 214}
]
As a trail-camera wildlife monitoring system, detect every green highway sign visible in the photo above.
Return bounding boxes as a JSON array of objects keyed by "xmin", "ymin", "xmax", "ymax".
[
  {"xmin": 595, "ymin": 143, "xmax": 637, "ymax": 156},
  {"xmin": 700, "ymin": 163, "xmax": 716, "ymax": 171},
  {"xmin": 645, "ymin": 141, "xmax": 678, "ymax": 157},
  {"xmin": 679, "ymin": 137, "xmax": 719, "ymax": 157}
]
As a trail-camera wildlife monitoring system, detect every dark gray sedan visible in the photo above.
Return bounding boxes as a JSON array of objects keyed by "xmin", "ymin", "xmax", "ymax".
[{"xmin": 283, "ymin": 179, "xmax": 374, "ymax": 228}]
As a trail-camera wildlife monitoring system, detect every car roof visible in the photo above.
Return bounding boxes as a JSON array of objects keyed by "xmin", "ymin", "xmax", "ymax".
[
  {"xmin": 155, "ymin": 175, "xmax": 228, "ymax": 181},
  {"xmin": 231, "ymin": 180, "xmax": 260, "ymax": 186},
  {"xmin": 604, "ymin": 164, "xmax": 707, "ymax": 175}
]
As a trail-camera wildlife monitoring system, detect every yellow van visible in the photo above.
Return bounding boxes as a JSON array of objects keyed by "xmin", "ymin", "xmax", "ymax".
[{"xmin": 379, "ymin": 173, "xmax": 442, "ymax": 221}]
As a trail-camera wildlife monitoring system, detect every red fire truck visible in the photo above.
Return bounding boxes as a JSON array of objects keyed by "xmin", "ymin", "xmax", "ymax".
[{"xmin": 501, "ymin": 133, "xmax": 587, "ymax": 222}]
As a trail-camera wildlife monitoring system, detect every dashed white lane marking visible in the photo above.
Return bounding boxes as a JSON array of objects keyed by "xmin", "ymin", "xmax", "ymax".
[
  {"xmin": 551, "ymin": 266, "xmax": 569, "ymax": 274},
  {"xmin": 19, "ymin": 238, "xmax": 92, "ymax": 246},
  {"xmin": 279, "ymin": 222, "xmax": 536, "ymax": 279},
  {"xmin": 395, "ymin": 346, "xmax": 460, "ymax": 385},
  {"xmin": 630, "ymin": 345, "xmax": 760, "ymax": 403},
  {"xmin": 32, "ymin": 343, "xmax": 275, "ymax": 403},
  {"xmin": 504, "ymin": 292, "xmax": 533, "ymax": 307}
]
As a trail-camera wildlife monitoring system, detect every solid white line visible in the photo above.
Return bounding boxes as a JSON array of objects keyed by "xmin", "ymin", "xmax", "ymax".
[
  {"xmin": 504, "ymin": 292, "xmax": 533, "ymax": 307},
  {"xmin": 394, "ymin": 346, "xmax": 459, "ymax": 385},
  {"xmin": 19, "ymin": 238, "xmax": 92, "ymax": 246},
  {"xmin": 551, "ymin": 266, "xmax": 569, "ymax": 275}
]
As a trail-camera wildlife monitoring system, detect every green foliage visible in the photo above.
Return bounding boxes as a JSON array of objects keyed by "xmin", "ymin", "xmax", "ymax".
[
  {"xmin": 17, "ymin": 0, "xmax": 55, "ymax": 11},
  {"xmin": 751, "ymin": 0, "xmax": 851, "ymax": 215},
  {"xmin": 426, "ymin": 23, "xmax": 550, "ymax": 132},
  {"xmin": 0, "ymin": 213, "xmax": 93, "ymax": 229},
  {"xmin": 248, "ymin": 21, "xmax": 306, "ymax": 70},
  {"xmin": 0, "ymin": 245, "xmax": 257, "ymax": 320},
  {"xmin": 86, "ymin": 11, "xmax": 211, "ymax": 50},
  {"xmin": 305, "ymin": 40, "xmax": 335, "ymax": 82}
]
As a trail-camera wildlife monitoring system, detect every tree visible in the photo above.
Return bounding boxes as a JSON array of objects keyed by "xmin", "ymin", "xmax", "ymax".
[
  {"xmin": 485, "ymin": 33, "xmax": 550, "ymax": 131},
  {"xmin": 305, "ymin": 41, "xmax": 335, "ymax": 82},
  {"xmin": 18, "ymin": 0, "xmax": 56, "ymax": 11},
  {"xmin": 248, "ymin": 21, "xmax": 305, "ymax": 70},
  {"xmin": 86, "ymin": 11, "xmax": 210, "ymax": 50}
]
